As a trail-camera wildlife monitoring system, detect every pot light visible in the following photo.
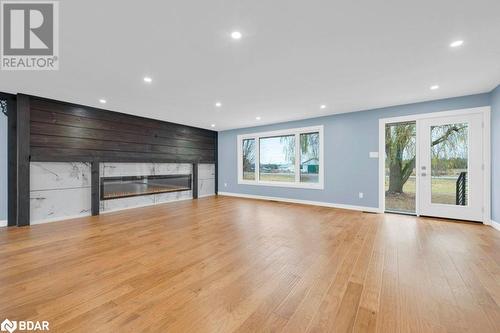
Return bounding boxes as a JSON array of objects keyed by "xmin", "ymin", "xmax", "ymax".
[
  {"xmin": 143, "ymin": 76, "xmax": 153, "ymax": 83},
  {"xmin": 320, "ymin": 104, "xmax": 327, "ymax": 109},
  {"xmin": 215, "ymin": 102, "xmax": 222, "ymax": 107},
  {"xmin": 430, "ymin": 85, "xmax": 440, "ymax": 90},
  {"xmin": 450, "ymin": 40, "xmax": 464, "ymax": 48},
  {"xmin": 231, "ymin": 31, "xmax": 242, "ymax": 40},
  {"xmin": 99, "ymin": 99, "xmax": 107, "ymax": 104},
  {"xmin": 211, "ymin": 124, "xmax": 216, "ymax": 128},
  {"xmin": 256, "ymin": 116, "xmax": 261, "ymax": 120}
]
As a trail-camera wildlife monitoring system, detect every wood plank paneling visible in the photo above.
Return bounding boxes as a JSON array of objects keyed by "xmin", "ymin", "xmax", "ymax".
[
  {"xmin": 30, "ymin": 147, "xmax": 214, "ymax": 163},
  {"xmin": 30, "ymin": 122, "xmax": 215, "ymax": 149},
  {"xmin": 28, "ymin": 96, "xmax": 217, "ymax": 163},
  {"xmin": 31, "ymin": 98, "xmax": 214, "ymax": 140}
]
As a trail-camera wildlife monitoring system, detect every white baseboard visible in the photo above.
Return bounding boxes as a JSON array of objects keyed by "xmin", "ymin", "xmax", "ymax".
[
  {"xmin": 0, "ymin": 220, "xmax": 7, "ymax": 227},
  {"xmin": 490, "ymin": 220, "xmax": 500, "ymax": 231},
  {"xmin": 218, "ymin": 192, "xmax": 381, "ymax": 213}
]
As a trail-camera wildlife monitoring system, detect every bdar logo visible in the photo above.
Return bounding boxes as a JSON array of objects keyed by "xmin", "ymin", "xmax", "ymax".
[{"xmin": 0, "ymin": 319, "xmax": 17, "ymax": 333}]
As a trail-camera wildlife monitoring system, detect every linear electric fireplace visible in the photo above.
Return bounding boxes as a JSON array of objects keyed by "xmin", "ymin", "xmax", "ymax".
[{"xmin": 100, "ymin": 174, "xmax": 192, "ymax": 200}]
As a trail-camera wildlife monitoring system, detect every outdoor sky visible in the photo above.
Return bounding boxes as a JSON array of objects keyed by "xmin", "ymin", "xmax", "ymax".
[{"xmin": 259, "ymin": 136, "xmax": 293, "ymax": 165}]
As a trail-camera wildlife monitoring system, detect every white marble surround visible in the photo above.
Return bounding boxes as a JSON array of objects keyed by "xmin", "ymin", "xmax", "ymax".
[
  {"xmin": 30, "ymin": 162, "xmax": 92, "ymax": 224},
  {"xmin": 198, "ymin": 164, "xmax": 216, "ymax": 197},
  {"xmin": 29, "ymin": 162, "xmax": 216, "ymax": 223}
]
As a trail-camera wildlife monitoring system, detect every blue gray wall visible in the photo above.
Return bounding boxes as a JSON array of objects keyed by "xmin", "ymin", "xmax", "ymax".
[
  {"xmin": 491, "ymin": 85, "xmax": 500, "ymax": 222},
  {"xmin": 0, "ymin": 112, "xmax": 6, "ymax": 221},
  {"xmin": 218, "ymin": 93, "xmax": 492, "ymax": 211}
]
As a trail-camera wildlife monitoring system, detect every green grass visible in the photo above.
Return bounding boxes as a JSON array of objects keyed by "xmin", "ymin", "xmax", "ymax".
[
  {"xmin": 259, "ymin": 173, "xmax": 295, "ymax": 182},
  {"xmin": 385, "ymin": 176, "xmax": 460, "ymax": 212}
]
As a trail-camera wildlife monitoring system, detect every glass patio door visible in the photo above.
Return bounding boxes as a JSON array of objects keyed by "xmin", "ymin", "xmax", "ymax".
[{"xmin": 418, "ymin": 113, "xmax": 484, "ymax": 222}]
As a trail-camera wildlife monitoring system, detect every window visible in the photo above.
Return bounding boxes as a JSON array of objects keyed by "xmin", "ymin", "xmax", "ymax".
[
  {"xmin": 300, "ymin": 132, "xmax": 320, "ymax": 183},
  {"xmin": 238, "ymin": 126, "xmax": 324, "ymax": 189},
  {"xmin": 259, "ymin": 135, "xmax": 295, "ymax": 182},
  {"xmin": 242, "ymin": 138, "xmax": 256, "ymax": 180}
]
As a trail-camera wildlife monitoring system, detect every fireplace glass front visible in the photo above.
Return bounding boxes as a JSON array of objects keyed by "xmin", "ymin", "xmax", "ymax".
[{"xmin": 100, "ymin": 174, "xmax": 192, "ymax": 200}]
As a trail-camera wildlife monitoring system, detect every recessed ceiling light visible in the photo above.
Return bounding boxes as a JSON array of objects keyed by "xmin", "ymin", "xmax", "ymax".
[
  {"xmin": 215, "ymin": 102, "xmax": 222, "ymax": 107},
  {"xmin": 450, "ymin": 40, "xmax": 464, "ymax": 48},
  {"xmin": 231, "ymin": 31, "xmax": 242, "ymax": 40},
  {"xmin": 143, "ymin": 76, "xmax": 153, "ymax": 83},
  {"xmin": 99, "ymin": 99, "xmax": 107, "ymax": 104},
  {"xmin": 320, "ymin": 105, "xmax": 327, "ymax": 109},
  {"xmin": 430, "ymin": 85, "xmax": 440, "ymax": 90},
  {"xmin": 256, "ymin": 116, "xmax": 261, "ymax": 120},
  {"xmin": 211, "ymin": 124, "xmax": 216, "ymax": 128}
]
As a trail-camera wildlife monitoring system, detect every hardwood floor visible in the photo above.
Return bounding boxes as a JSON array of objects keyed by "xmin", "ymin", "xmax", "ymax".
[{"xmin": 1, "ymin": 196, "xmax": 499, "ymax": 332}]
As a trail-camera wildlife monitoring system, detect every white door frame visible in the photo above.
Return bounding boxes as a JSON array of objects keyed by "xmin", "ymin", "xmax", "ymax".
[{"xmin": 378, "ymin": 106, "xmax": 491, "ymax": 225}]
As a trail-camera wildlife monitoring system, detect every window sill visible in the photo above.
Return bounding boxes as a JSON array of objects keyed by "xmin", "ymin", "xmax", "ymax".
[{"xmin": 238, "ymin": 180, "xmax": 324, "ymax": 190}]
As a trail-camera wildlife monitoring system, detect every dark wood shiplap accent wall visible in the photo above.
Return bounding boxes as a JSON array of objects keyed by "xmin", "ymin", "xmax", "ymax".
[
  {"xmin": 29, "ymin": 97, "xmax": 217, "ymax": 163},
  {"xmin": 8, "ymin": 94, "xmax": 217, "ymax": 226}
]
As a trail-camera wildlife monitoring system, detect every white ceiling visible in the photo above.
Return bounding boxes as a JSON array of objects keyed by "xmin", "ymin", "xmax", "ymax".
[{"xmin": 1, "ymin": 0, "xmax": 499, "ymax": 131}]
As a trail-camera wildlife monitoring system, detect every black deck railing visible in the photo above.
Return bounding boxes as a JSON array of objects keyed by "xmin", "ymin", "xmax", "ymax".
[{"xmin": 456, "ymin": 172, "xmax": 467, "ymax": 206}]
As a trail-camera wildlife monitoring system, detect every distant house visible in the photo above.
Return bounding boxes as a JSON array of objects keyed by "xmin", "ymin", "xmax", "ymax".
[{"xmin": 301, "ymin": 158, "xmax": 319, "ymax": 173}]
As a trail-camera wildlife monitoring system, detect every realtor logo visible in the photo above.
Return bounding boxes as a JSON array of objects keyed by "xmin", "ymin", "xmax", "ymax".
[
  {"xmin": 0, "ymin": 319, "xmax": 17, "ymax": 333},
  {"xmin": 1, "ymin": 1, "xmax": 59, "ymax": 70}
]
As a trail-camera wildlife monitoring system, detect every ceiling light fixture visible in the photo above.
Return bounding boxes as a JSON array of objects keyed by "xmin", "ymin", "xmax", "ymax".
[
  {"xmin": 211, "ymin": 124, "xmax": 216, "ymax": 128},
  {"xmin": 215, "ymin": 102, "xmax": 222, "ymax": 107},
  {"xmin": 99, "ymin": 99, "xmax": 107, "ymax": 104},
  {"xmin": 143, "ymin": 76, "xmax": 153, "ymax": 83},
  {"xmin": 231, "ymin": 31, "xmax": 242, "ymax": 40},
  {"xmin": 320, "ymin": 105, "xmax": 327, "ymax": 109},
  {"xmin": 256, "ymin": 116, "xmax": 261, "ymax": 120},
  {"xmin": 430, "ymin": 85, "xmax": 440, "ymax": 90},
  {"xmin": 450, "ymin": 40, "xmax": 464, "ymax": 48}
]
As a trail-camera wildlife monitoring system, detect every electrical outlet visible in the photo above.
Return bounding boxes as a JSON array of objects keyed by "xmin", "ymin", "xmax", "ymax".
[{"xmin": 359, "ymin": 192, "xmax": 364, "ymax": 199}]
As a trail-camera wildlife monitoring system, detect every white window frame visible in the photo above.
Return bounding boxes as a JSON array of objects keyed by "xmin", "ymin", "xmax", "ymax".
[{"xmin": 237, "ymin": 125, "xmax": 324, "ymax": 189}]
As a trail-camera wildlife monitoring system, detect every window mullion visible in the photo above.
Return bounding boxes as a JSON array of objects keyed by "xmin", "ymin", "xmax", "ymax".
[
  {"xmin": 295, "ymin": 133, "xmax": 300, "ymax": 183},
  {"xmin": 255, "ymin": 136, "xmax": 260, "ymax": 183}
]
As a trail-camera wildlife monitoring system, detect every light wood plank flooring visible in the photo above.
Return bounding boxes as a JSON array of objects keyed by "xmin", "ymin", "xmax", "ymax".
[{"xmin": 1, "ymin": 196, "xmax": 499, "ymax": 332}]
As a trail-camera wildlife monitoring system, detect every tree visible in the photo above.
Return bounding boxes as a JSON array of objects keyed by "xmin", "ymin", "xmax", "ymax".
[
  {"xmin": 386, "ymin": 122, "xmax": 467, "ymax": 194},
  {"xmin": 281, "ymin": 133, "xmax": 319, "ymax": 166},
  {"xmin": 242, "ymin": 139, "xmax": 256, "ymax": 172},
  {"xmin": 385, "ymin": 123, "xmax": 416, "ymax": 193}
]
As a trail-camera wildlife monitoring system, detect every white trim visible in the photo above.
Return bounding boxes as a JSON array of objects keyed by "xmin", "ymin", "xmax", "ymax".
[
  {"xmin": 378, "ymin": 119, "xmax": 385, "ymax": 213},
  {"xmin": 490, "ymin": 220, "xmax": 500, "ymax": 231},
  {"xmin": 0, "ymin": 220, "xmax": 7, "ymax": 227},
  {"xmin": 218, "ymin": 192, "xmax": 380, "ymax": 213},
  {"xmin": 378, "ymin": 106, "xmax": 491, "ymax": 224},
  {"xmin": 31, "ymin": 212, "xmax": 92, "ymax": 225},
  {"xmin": 483, "ymin": 108, "xmax": 491, "ymax": 224},
  {"xmin": 237, "ymin": 180, "xmax": 324, "ymax": 189},
  {"xmin": 379, "ymin": 106, "xmax": 489, "ymax": 124},
  {"xmin": 237, "ymin": 125, "xmax": 324, "ymax": 190}
]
